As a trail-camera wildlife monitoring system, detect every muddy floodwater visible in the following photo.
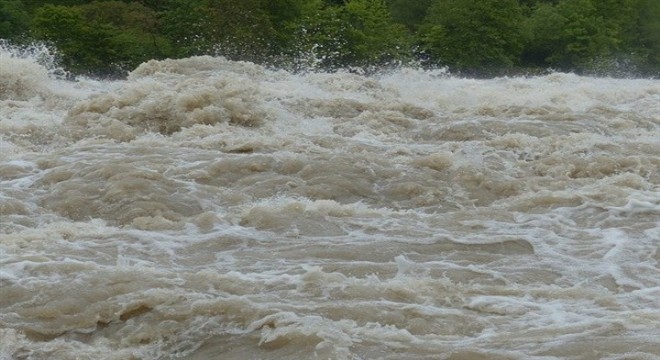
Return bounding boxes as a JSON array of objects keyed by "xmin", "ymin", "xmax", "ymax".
[{"xmin": 1, "ymin": 47, "xmax": 659, "ymax": 359}]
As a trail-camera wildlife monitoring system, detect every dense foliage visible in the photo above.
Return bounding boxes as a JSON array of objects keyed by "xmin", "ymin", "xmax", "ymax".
[{"xmin": 1, "ymin": 0, "xmax": 658, "ymax": 77}]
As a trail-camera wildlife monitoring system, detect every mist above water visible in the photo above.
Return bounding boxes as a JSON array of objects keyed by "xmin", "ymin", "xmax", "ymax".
[{"xmin": 1, "ymin": 46, "xmax": 659, "ymax": 360}]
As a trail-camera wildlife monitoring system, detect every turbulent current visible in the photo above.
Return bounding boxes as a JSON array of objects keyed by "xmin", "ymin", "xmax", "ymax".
[{"xmin": 1, "ymin": 46, "xmax": 659, "ymax": 360}]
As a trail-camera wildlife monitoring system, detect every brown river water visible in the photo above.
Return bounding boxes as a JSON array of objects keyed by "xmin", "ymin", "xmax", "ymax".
[{"xmin": 1, "ymin": 45, "xmax": 659, "ymax": 359}]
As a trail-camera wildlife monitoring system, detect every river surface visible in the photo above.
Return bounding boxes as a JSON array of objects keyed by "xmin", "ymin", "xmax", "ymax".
[{"xmin": 1, "ymin": 46, "xmax": 659, "ymax": 360}]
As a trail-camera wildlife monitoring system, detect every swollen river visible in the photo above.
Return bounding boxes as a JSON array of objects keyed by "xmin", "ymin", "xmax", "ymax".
[{"xmin": 1, "ymin": 47, "xmax": 659, "ymax": 359}]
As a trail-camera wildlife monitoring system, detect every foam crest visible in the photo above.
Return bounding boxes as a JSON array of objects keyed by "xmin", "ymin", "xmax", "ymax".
[
  {"xmin": 239, "ymin": 198, "xmax": 384, "ymax": 237},
  {"xmin": 0, "ymin": 43, "xmax": 53, "ymax": 101},
  {"xmin": 607, "ymin": 190, "xmax": 660, "ymax": 216},
  {"xmin": 380, "ymin": 70, "xmax": 660, "ymax": 122},
  {"xmin": 128, "ymin": 56, "xmax": 268, "ymax": 78},
  {"xmin": 65, "ymin": 57, "xmax": 272, "ymax": 138}
]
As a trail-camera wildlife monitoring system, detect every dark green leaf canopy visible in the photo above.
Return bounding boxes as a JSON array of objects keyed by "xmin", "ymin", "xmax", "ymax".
[{"xmin": 1, "ymin": 0, "xmax": 656, "ymax": 77}]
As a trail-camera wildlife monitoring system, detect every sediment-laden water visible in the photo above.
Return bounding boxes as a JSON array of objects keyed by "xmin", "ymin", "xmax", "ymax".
[{"xmin": 1, "ymin": 46, "xmax": 659, "ymax": 360}]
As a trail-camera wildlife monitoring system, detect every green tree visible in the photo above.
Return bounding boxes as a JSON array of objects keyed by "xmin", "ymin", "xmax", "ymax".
[
  {"xmin": 31, "ymin": 2, "xmax": 167, "ymax": 76},
  {"xmin": 32, "ymin": 4, "xmax": 118, "ymax": 74},
  {"xmin": 521, "ymin": 2, "xmax": 565, "ymax": 67},
  {"xmin": 159, "ymin": 0, "xmax": 217, "ymax": 57},
  {"xmin": 16, "ymin": 0, "xmax": 656, "ymax": 76},
  {"xmin": 161, "ymin": 0, "xmax": 287, "ymax": 62},
  {"xmin": 635, "ymin": 0, "xmax": 660, "ymax": 74},
  {"xmin": 205, "ymin": 0, "xmax": 278, "ymax": 62},
  {"xmin": 300, "ymin": 0, "xmax": 411, "ymax": 70},
  {"xmin": 385, "ymin": 0, "xmax": 433, "ymax": 31},
  {"xmin": 21, "ymin": 0, "xmax": 92, "ymax": 13},
  {"xmin": 80, "ymin": 1, "xmax": 170, "ymax": 69},
  {"xmin": 524, "ymin": 0, "xmax": 619, "ymax": 71},
  {"xmin": 0, "ymin": 0, "xmax": 30, "ymax": 40},
  {"xmin": 419, "ymin": 0, "xmax": 525, "ymax": 73}
]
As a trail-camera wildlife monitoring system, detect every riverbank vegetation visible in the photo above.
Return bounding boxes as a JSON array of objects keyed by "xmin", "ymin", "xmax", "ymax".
[{"xmin": 1, "ymin": 0, "xmax": 658, "ymax": 77}]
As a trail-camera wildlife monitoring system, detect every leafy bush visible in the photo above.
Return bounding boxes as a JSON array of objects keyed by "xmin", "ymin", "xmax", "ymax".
[{"xmin": 419, "ymin": 0, "xmax": 525, "ymax": 74}]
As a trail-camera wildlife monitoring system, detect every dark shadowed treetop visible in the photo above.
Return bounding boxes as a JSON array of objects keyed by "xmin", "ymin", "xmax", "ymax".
[
  {"xmin": 419, "ymin": 0, "xmax": 525, "ymax": 74},
  {"xmin": 0, "ymin": 0, "xmax": 30, "ymax": 40}
]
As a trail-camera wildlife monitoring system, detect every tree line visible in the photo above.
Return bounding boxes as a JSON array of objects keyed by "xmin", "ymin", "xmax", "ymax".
[{"xmin": 1, "ymin": 0, "xmax": 658, "ymax": 77}]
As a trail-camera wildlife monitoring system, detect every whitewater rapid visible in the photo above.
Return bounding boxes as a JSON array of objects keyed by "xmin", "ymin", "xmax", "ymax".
[{"xmin": 1, "ymin": 46, "xmax": 659, "ymax": 360}]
